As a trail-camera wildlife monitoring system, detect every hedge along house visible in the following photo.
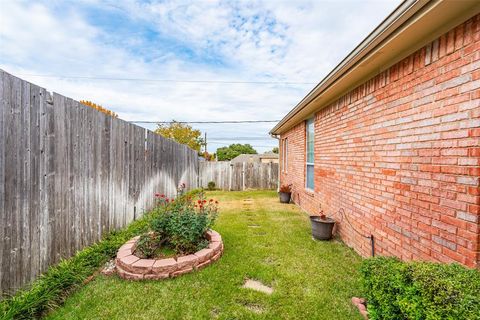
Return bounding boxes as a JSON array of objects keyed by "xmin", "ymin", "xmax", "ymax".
[{"xmin": 271, "ymin": 0, "xmax": 480, "ymax": 268}]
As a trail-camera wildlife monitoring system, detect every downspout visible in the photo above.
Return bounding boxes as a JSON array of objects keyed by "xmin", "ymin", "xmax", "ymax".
[{"xmin": 270, "ymin": 133, "xmax": 280, "ymax": 191}]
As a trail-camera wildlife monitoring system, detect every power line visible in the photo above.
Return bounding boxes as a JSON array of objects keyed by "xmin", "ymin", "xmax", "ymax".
[
  {"xmin": 208, "ymin": 137, "xmax": 273, "ymax": 141},
  {"xmin": 130, "ymin": 120, "xmax": 280, "ymax": 124},
  {"xmin": 18, "ymin": 74, "xmax": 316, "ymax": 85},
  {"xmin": 208, "ymin": 141, "xmax": 276, "ymax": 148}
]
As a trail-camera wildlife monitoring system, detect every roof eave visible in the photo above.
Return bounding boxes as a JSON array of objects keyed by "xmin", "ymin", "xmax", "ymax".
[{"xmin": 270, "ymin": 0, "xmax": 480, "ymax": 135}]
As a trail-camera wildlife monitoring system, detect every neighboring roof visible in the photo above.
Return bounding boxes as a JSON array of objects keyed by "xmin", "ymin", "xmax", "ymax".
[
  {"xmin": 231, "ymin": 153, "xmax": 279, "ymax": 162},
  {"xmin": 259, "ymin": 152, "xmax": 279, "ymax": 159},
  {"xmin": 270, "ymin": 0, "xmax": 480, "ymax": 135}
]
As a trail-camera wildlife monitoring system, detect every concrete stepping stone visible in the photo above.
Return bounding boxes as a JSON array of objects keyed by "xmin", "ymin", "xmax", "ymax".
[{"xmin": 242, "ymin": 279, "xmax": 273, "ymax": 295}]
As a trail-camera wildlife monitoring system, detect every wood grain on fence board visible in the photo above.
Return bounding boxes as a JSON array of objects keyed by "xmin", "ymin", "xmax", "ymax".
[
  {"xmin": 199, "ymin": 161, "xmax": 278, "ymax": 191},
  {"xmin": 0, "ymin": 70, "xmax": 199, "ymax": 295}
]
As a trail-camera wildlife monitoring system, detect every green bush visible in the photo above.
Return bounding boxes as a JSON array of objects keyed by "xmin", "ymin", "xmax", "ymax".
[
  {"xmin": 361, "ymin": 257, "xmax": 480, "ymax": 320},
  {"xmin": 0, "ymin": 190, "xmax": 217, "ymax": 319},
  {"xmin": 151, "ymin": 193, "xmax": 218, "ymax": 254},
  {"xmin": 134, "ymin": 233, "xmax": 161, "ymax": 258},
  {"xmin": 207, "ymin": 181, "xmax": 216, "ymax": 191}
]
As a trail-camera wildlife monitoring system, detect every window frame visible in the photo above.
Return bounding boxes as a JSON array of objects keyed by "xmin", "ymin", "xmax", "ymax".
[{"xmin": 305, "ymin": 117, "xmax": 315, "ymax": 191}]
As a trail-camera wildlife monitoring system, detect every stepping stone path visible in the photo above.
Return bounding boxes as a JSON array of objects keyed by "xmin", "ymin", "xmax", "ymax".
[
  {"xmin": 243, "ymin": 198, "xmax": 261, "ymax": 228},
  {"xmin": 242, "ymin": 279, "xmax": 274, "ymax": 295}
]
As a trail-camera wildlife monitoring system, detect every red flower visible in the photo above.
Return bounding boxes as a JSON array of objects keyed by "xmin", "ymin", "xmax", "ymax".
[
  {"xmin": 161, "ymin": 194, "xmax": 165, "ymax": 198},
  {"xmin": 155, "ymin": 193, "xmax": 160, "ymax": 198},
  {"xmin": 197, "ymin": 200, "xmax": 202, "ymax": 204},
  {"xmin": 165, "ymin": 199, "xmax": 169, "ymax": 203},
  {"xmin": 203, "ymin": 200, "xmax": 207, "ymax": 203},
  {"xmin": 199, "ymin": 205, "xmax": 203, "ymax": 208}
]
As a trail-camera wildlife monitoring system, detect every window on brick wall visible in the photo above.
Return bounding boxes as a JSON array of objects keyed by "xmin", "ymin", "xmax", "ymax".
[
  {"xmin": 282, "ymin": 138, "xmax": 288, "ymax": 173},
  {"xmin": 306, "ymin": 117, "xmax": 314, "ymax": 190}
]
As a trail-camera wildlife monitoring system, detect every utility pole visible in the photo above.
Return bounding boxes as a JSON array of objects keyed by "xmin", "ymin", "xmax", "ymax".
[{"xmin": 204, "ymin": 132, "xmax": 207, "ymax": 154}]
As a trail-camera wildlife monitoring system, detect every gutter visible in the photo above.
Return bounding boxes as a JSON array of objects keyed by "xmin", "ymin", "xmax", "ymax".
[{"xmin": 270, "ymin": 0, "xmax": 480, "ymax": 135}]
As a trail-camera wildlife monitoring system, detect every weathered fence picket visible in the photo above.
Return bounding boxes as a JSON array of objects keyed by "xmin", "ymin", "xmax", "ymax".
[
  {"xmin": 198, "ymin": 161, "xmax": 279, "ymax": 191},
  {"xmin": 0, "ymin": 70, "xmax": 199, "ymax": 295},
  {"xmin": 0, "ymin": 69, "xmax": 280, "ymax": 296}
]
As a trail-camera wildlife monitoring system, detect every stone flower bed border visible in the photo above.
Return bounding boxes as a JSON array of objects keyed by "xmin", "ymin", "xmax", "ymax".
[{"xmin": 115, "ymin": 230, "xmax": 224, "ymax": 280}]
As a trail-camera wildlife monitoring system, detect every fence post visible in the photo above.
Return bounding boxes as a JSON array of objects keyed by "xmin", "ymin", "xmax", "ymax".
[
  {"xmin": 229, "ymin": 162, "xmax": 232, "ymax": 191},
  {"xmin": 242, "ymin": 162, "xmax": 246, "ymax": 191}
]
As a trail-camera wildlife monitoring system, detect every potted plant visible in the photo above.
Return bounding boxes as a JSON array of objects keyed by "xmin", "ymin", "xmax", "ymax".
[
  {"xmin": 310, "ymin": 210, "xmax": 335, "ymax": 240},
  {"xmin": 278, "ymin": 184, "xmax": 292, "ymax": 203}
]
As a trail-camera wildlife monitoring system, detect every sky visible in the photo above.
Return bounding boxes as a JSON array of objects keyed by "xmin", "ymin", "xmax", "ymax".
[{"xmin": 0, "ymin": 0, "xmax": 401, "ymax": 153}]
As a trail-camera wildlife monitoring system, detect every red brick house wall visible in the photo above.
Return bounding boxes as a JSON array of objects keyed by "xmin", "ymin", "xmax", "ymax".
[{"xmin": 280, "ymin": 15, "xmax": 480, "ymax": 268}]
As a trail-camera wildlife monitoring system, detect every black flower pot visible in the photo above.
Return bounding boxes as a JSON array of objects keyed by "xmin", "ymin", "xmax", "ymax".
[
  {"xmin": 278, "ymin": 192, "xmax": 291, "ymax": 203},
  {"xmin": 310, "ymin": 216, "xmax": 335, "ymax": 240}
]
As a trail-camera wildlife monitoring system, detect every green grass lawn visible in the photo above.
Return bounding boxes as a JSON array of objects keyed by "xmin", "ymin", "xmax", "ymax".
[{"xmin": 45, "ymin": 190, "xmax": 363, "ymax": 320}]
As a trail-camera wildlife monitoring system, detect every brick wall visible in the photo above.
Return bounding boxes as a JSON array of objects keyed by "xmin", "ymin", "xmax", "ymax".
[{"xmin": 280, "ymin": 15, "xmax": 480, "ymax": 268}]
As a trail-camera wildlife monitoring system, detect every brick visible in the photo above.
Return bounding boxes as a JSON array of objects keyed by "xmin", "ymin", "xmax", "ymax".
[
  {"xmin": 211, "ymin": 251, "xmax": 222, "ymax": 262},
  {"xmin": 117, "ymin": 255, "xmax": 140, "ymax": 273},
  {"xmin": 382, "ymin": 169, "xmax": 396, "ymax": 176},
  {"xmin": 120, "ymin": 242, "xmax": 135, "ymax": 251},
  {"xmin": 171, "ymin": 267, "xmax": 194, "ymax": 277},
  {"xmin": 194, "ymin": 248, "xmax": 214, "ymax": 263},
  {"xmin": 116, "ymin": 266, "xmax": 144, "ymax": 281},
  {"xmin": 176, "ymin": 255, "xmax": 198, "ymax": 269},
  {"xmin": 196, "ymin": 259, "xmax": 212, "ymax": 270},
  {"xmin": 208, "ymin": 241, "xmax": 223, "ymax": 255},
  {"xmin": 144, "ymin": 273, "xmax": 169, "ymax": 280},
  {"xmin": 457, "ymin": 176, "xmax": 479, "ymax": 186},
  {"xmin": 116, "ymin": 248, "xmax": 133, "ymax": 259},
  {"xmin": 131, "ymin": 259, "xmax": 155, "ymax": 274},
  {"xmin": 457, "ymin": 211, "xmax": 479, "ymax": 223},
  {"xmin": 279, "ymin": 15, "xmax": 480, "ymax": 268},
  {"xmin": 206, "ymin": 230, "xmax": 222, "ymax": 242},
  {"xmin": 152, "ymin": 258, "xmax": 177, "ymax": 274}
]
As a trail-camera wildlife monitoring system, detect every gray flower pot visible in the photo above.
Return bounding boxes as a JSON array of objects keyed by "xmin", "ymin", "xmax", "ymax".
[
  {"xmin": 310, "ymin": 216, "xmax": 335, "ymax": 240},
  {"xmin": 278, "ymin": 192, "xmax": 291, "ymax": 203}
]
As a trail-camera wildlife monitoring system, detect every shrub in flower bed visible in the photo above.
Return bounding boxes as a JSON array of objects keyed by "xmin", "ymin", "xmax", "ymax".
[
  {"xmin": 135, "ymin": 191, "xmax": 219, "ymax": 259},
  {"xmin": 0, "ymin": 187, "xmax": 205, "ymax": 319},
  {"xmin": 360, "ymin": 257, "xmax": 480, "ymax": 320}
]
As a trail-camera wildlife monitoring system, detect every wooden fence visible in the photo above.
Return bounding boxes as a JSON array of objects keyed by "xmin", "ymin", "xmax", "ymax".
[
  {"xmin": 0, "ymin": 70, "xmax": 199, "ymax": 295},
  {"xmin": 199, "ymin": 161, "xmax": 279, "ymax": 191}
]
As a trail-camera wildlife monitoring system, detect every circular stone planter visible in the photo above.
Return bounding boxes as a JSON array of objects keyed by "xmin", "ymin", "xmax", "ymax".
[{"xmin": 115, "ymin": 230, "xmax": 224, "ymax": 280}]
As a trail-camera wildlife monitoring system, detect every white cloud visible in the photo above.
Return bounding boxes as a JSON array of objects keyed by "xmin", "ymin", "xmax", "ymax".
[{"xmin": 0, "ymin": 0, "xmax": 401, "ymax": 152}]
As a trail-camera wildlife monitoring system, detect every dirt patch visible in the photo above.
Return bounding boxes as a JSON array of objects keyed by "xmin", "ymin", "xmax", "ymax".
[
  {"xmin": 264, "ymin": 257, "xmax": 278, "ymax": 266},
  {"xmin": 245, "ymin": 303, "xmax": 264, "ymax": 314}
]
